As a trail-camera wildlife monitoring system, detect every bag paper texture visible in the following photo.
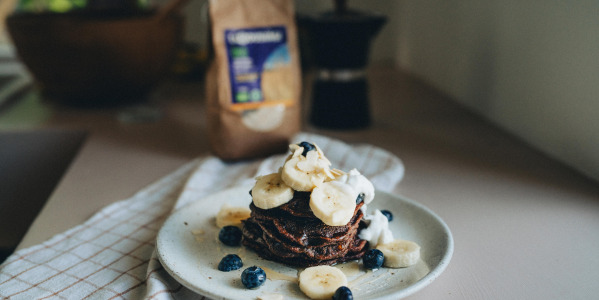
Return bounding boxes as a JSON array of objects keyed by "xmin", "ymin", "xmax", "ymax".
[{"xmin": 206, "ymin": 0, "xmax": 301, "ymax": 160}]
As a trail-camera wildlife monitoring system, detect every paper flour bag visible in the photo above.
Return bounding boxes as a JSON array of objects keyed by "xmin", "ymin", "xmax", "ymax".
[{"xmin": 206, "ymin": 0, "xmax": 301, "ymax": 160}]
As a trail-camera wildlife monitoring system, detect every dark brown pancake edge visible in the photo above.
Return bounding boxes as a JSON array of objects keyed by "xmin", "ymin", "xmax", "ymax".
[{"xmin": 242, "ymin": 191, "xmax": 368, "ymax": 267}]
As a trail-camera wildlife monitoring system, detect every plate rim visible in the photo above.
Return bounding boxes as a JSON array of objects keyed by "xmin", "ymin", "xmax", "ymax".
[{"xmin": 156, "ymin": 185, "xmax": 454, "ymax": 299}]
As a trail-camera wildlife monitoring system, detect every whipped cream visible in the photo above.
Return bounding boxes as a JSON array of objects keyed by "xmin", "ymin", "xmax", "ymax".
[
  {"xmin": 358, "ymin": 209, "xmax": 394, "ymax": 247},
  {"xmin": 334, "ymin": 170, "xmax": 394, "ymax": 247},
  {"xmin": 333, "ymin": 168, "xmax": 375, "ymax": 207}
]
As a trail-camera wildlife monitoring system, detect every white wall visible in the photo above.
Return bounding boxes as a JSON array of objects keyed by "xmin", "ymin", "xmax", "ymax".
[{"xmin": 395, "ymin": 0, "xmax": 599, "ymax": 180}]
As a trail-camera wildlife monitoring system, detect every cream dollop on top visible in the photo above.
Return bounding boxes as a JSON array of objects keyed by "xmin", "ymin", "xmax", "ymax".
[
  {"xmin": 332, "ymin": 168, "xmax": 375, "ymax": 206},
  {"xmin": 358, "ymin": 209, "xmax": 394, "ymax": 247},
  {"xmin": 264, "ymin": 143, "xmax": 378, "ymax": 226},
  {"xmin": 333, "ymin": 169, "xmax": 393, "ymax": 247}
]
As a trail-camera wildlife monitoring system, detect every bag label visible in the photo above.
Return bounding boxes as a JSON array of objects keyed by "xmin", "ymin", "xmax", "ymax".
[{"xmin": 225, "ymin": 26, "xmax": 293, "ymax": 111}]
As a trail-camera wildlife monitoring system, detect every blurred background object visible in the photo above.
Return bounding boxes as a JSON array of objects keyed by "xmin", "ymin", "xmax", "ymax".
[
  {"xmin": 1, "ymin": 0, "xmax": 598, "ymax": 179},
  {"xmin": 298, "ymin": 0, "xmax": 385, "ymax": 129},
  {"xmin": 0, "ymin": 0, "xmax": 32, "ymax": 113},
  {"xmin": 0, "ymin": 1, "xmax": 17, "ymax": 34},
  {"xmin": 5, "ymin": 0, "xmax": 186, "ymax": 108},
  {"xmin": 14, "ymin": 0, "xmax": 147, "ymax": 14},
  {"xmin": 170, "ymin": 41, "xmax": 207, "ymax": 81}
]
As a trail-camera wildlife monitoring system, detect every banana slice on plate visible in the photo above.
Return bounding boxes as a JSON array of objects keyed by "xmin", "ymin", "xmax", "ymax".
[
  {"xmin": 299, "ymin": 265, "xmax": 348, "ymax": 299},
  {"xmin": 281, "ymin": 156, "xmax": 326, "ymax": 192},
  {"xmin": 376, "ymin": 239, "xmax": 421, "ymax": 268},
  {"xmin": 310, "ymin": 181, "xmax": 356, "ymax": 226},
  {"xmin": 281, "ymin": 143, "xmax": 333, "ymax": 192},
  {"xmin": 251, "ymin": 173, "xmax": 294, "ymax": 209},
  {"xmin": 215, "ymin": 204, "xmax": 251, "ymax": 228}
]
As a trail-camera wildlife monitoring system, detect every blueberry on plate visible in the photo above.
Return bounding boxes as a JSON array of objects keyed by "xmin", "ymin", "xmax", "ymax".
[
  {"xmin": 363, "ymin": 248, "xmax": 384, "ymax": 270},
  {"xmin": 298, "ymin": 141, "xmax": 315, "ymax": 156},
  {"xmin": 380, "ymin": 209, "xmax": 393, "ymax": 222},
  {"xmin": 217, "ymin": 254, "xmax": 243, "ymax": 272},
  {"xmin": 333, "ymin": 286, "xmax": 353, "ymax": 300},
  {"xmin": 219, "ymin": 226, "xmax": 242, "ymax": 246},
  {"xmin": 241, "ymin": 266, "xmax": 267, "ymax": 289}
]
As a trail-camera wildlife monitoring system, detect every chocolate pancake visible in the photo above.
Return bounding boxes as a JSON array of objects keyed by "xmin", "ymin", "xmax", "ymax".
[
  {"xmin": 242, "ymin": 191, "xmax": 368, "ymax": 267},
  {"xmin": 243, "ymin": 240, "xmax": 367, "ymax": 267},
  {"xmin": 250, "ymin": 201, "xmax": 363, "ymax": 245}
]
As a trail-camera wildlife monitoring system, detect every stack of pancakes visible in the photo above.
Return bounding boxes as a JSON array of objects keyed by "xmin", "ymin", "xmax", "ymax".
[{"xmin": 242, "ymin": 191, "xmax": 368, "ymax": 267}]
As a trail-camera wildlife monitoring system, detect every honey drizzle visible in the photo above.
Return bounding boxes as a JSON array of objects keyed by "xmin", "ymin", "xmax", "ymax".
[{"xmin": 260, "ymin": 266, "xmax": 298, "ymax": 283}]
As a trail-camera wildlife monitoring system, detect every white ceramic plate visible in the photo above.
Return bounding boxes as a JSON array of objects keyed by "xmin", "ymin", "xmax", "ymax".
[{"xmin": 156, "ymin": 185, "xmax": 453, "ymax": 300}]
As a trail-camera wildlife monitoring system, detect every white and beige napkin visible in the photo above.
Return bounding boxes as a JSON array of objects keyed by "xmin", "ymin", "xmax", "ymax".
[{"xmin": 0, "ymin": 133, "xmax": 404, "ymax": 299}]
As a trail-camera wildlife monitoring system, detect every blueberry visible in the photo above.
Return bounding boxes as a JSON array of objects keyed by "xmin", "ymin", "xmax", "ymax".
[
  {"xmin": 363, "ymin": 249, "xmax": 384, "ymax": 269},
  {"xmin": 380, "ymin": 210, "xmax": 393, "ymax": 222},
  {"xmin": 219, "ymin": 226, "xmax": 242, "ymax": 246},
  {"xmin": 241, "ymin": 266, "xmax": 266, "ymax": 289},
  {"xmin": 218, "ymin": 254, "xmax": 243, "ymax": 271},
  {"xmin": 333, "ymin": 286, "xmax": 353, "ymax": 300},
  {"xmin": 356, "ymin": 193, "xmax": 365, "ymax": 204},
  {"xmin": 297, "ymin": 141, "xmax": 315, "ymax": 156}
]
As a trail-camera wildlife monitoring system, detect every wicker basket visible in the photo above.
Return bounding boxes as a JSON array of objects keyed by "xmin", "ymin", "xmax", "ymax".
[{"xmin": 6, "ymin": 4, "xmax": 185, "ymax": 107}]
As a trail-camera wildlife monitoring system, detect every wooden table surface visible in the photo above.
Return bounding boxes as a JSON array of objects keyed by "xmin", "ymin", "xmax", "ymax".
[{"xmin": 4, "ymin": 65, "xmax": 599, "ymax": 299}]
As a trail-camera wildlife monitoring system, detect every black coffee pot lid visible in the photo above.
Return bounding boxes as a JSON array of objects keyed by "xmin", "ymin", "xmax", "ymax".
[{"xmin": 297, "ymin": 0, "xmax": 386, "ymax": 69}]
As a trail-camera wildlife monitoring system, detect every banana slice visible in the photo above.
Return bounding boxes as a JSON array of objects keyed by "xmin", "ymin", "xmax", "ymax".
[
  {"xmin": 313, "ymin": 144, "xmax": 332, "ymax": 166},
  {"xmin": 376, "ymin": 239, "xmax": 421, "ymax": 268},
  {"xmin": 327, "ymin": 168, "xmax": 346, "ymax": 181},
  {"xmin": 287, "ymin": 143, "xmax": 305, "ymax": 158},
  {"xmin": 281, "ymin": 156, "xmax": 326, "ymax": 192},
  {"xmin": 281, "ymin": 143, "xmax": 333, "ymax": 192},
  {"xmin": 298, "ymin": 265, "xmax": 348, "ymax": 300},
  {"xmin": 310, "ymin": 181, "xmax": 356, "ymax": 226},
  {"xmin": 215, "ymin": 204, "xmax": 251, "ymax": 228},
  {"xmin": 251, "ymin": 173, "xmax": 294, "ymax": 209}
]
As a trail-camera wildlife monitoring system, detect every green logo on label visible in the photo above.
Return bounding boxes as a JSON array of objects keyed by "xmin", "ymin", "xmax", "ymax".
[
  {"xmin": 236, "ymin": 92, "xmax": 249, "ymax": 102},
  {"xmin": 231, "ymin": 47, "xmax": 248, "ymax": 58},
  {"xmin": 250, "ymin": 89, "xmax": 262, "ymax": 101}
]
